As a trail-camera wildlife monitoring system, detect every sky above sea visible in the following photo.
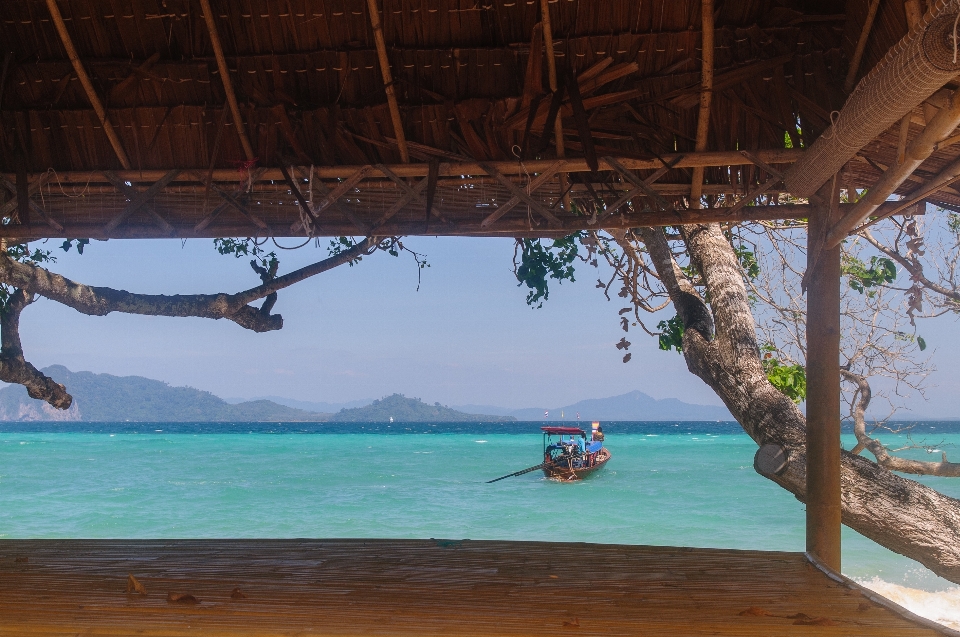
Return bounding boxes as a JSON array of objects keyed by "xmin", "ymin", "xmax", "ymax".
[{"xmin": 11, "ymin": 236, "xmax": 960, "ymax": 417}]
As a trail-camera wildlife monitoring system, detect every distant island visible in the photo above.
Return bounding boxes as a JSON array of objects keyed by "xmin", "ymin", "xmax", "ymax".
[
  {"xmin": 0, "ymin": 366, "xmax": 329, "ymax": 422},
  {"xmin": 0, "ymin": 368, "xmax": 509, "ymax": 422},
  {"xmin": 335, "ymin": 394, "xmax": 512, "ymax": 422},
  {"xmin": 0, "ymin": 366, "xmax": 734, "ymax": 422}
]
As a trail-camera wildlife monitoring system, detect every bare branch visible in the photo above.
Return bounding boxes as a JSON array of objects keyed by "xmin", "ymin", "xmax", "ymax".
[
  {"xmin": 843, "ymin": 369, "xmax": 960, "ymax": 476},
  {"xmin": 0, "ymin": 237, "xmax": 375, "ymax": 333}
]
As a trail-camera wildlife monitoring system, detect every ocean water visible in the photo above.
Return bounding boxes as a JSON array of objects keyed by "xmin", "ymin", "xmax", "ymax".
[{"xmin": 2, "ymin": 420, "xmax": 960, "ymax": 628}]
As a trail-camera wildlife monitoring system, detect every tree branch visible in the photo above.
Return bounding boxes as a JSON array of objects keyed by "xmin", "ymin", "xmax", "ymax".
[
  {"xmin": 843, "ymin": 369, "xmax": 960, "ymax": 476},
  {"xmin": 0, "ymin": 237, "xmax": 375, "ymax": 333},
  {"xmin": 0, "ymin": 289, "xmax": 71, "ymax": 408}
]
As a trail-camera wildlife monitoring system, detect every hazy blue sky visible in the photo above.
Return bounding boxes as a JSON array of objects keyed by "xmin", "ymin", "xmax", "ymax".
[{"xmin": 14, "ymin": 236, "xmax": 960, "ymax": 416}]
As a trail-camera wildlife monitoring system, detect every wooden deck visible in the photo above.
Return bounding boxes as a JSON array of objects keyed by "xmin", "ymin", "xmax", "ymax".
[{"xmin": 0, "ymin": 539, "xmax": 951, "ymax": 636}]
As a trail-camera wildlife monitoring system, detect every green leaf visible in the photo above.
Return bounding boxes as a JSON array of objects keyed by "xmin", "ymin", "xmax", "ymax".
[
  {"xmin": 514, "ymin": 233, "xmax": 582, "ymax": 308},
  {"xmin": 841, "ymin": 255, "xmax": 896, "ymax": 293},
  {"xmin": 762, "ymin": 352, "xmax": 806, "ymax": 403},
  {"xmin": 657, "ymin": 315, "xmax": 685, "ymax": 353},
  {"xmin": 918, "ymin": 336, "xmax": 927, "ymax": 351}
]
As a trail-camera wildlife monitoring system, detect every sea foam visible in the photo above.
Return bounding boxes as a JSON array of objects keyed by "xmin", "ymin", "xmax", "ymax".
[{"xmin": 857, "ymin": 578, "xmax": 960, "ymax": 630}]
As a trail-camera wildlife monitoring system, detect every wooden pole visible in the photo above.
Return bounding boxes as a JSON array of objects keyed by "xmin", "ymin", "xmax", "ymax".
[
  {"xmin": 44, "ymin": 0, "xmax": 131, "ymax": 170},
  {"xmin": 805, "ymin": 175, "xmax": 843, "ymax": 571},
  {"xmin": 689, "ymin": 0, "xmax": 714, "ymax": 209},
  {"xmin": 896, "ymin": 3, "xmax": 923, "ymax": 165},
  {"xmin": 539, "ymin": 0, "xmax": 569, "ymax": 211},
  {"xmin": 366, "ymin": 0, "xmax": 409, "ymax": 163},
  {"xmin": 844, "ymin": 0, "xmax": 882, "ymax": 93},
  {"xmin": 198, "ymin": 0, "xmax": 255, "ymax": 162}
]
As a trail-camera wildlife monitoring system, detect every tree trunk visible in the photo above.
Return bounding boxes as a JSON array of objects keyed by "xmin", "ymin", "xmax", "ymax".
[{"xmin": 641, "ymin": 223, "xmax": 960, "ymax": 584}]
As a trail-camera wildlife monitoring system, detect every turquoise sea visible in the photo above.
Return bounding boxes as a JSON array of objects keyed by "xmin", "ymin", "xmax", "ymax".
[{"xmin": 3, "ymin": 421, "xmax": 960, "ymax": 626}]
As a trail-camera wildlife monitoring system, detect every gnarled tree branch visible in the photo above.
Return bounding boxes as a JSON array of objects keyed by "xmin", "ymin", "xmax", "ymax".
[
  {"xmin": 843, "ymin": 368, "xmax": 960, "ymax": 476},
  {"xmin": 0, "ymin": 237, "xmax": 375, "ymax": 333},
  {"xmin": 0, "ymin": 289, "xmax": 71, "ymax": 408}
]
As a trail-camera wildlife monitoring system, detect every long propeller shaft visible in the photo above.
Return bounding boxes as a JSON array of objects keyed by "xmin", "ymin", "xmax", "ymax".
[{"xmin": 487, "ymin": 462, "xmax": 547, "ymax": 483}]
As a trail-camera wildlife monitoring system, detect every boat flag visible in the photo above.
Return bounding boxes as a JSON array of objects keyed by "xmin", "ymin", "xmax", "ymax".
[
  {"xmin": 577, "ymin": 412, "xmax": 580, "ymax": 420},
  {"xmin": 544, "ymin": 410, "xmax": 549, "ymax": 419}
]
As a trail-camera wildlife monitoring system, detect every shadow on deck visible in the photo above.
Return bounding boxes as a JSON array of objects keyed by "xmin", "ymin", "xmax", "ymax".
[{"xmin": 0, "ymin": 539, "xmax": 952, "ymax": 636}]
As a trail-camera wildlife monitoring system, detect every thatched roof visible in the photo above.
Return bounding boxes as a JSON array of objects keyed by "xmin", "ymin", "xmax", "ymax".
[{"xmin": 0, "ymin": 0, "xmax": 951, "ymax": 237}]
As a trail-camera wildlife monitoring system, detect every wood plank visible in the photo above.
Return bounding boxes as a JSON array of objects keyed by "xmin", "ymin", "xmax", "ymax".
[{"xmin": 0, "ymin": 539, "xmax": 945, "ymax": 637}]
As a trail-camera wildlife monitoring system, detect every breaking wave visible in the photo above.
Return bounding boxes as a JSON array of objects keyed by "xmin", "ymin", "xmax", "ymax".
[{"xmin": 857, "ymin": 577, "xmax": 960, "ymax": 630}]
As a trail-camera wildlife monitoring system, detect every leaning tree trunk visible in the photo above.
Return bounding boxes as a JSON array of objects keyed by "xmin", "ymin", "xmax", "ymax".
[{"xmin": 640, "ymin": 223, "xmax": 960, "ymax": 584}]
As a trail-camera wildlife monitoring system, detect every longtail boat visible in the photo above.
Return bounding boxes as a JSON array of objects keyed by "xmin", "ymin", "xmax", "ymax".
[
  {"xmin": 486, "ymin": 422, "xmax": 610, "ymax": 483},
  {"xmin": 540, "ymin": 425, "xmax": 610, "ymax": 481}
]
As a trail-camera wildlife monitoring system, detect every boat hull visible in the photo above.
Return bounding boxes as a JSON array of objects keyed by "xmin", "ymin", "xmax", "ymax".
[{"xmin": 543, "ymin": 448, "xmax": 611, "ymax": 481}]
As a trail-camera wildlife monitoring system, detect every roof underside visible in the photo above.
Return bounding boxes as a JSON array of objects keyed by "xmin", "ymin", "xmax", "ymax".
[{"xmin": 0, "ymin": 0, "xmax": 952, "ymax": 238}]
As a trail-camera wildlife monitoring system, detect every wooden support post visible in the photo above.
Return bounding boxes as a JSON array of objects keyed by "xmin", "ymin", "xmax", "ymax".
[
  {"xmin": 805, "ymin": 176, "xmax": 843, "ymax": 572},
  {"xmin": 45, "ymin": 0, "xmax": 131, "ymax": 169},
  {"xmin": 366, "ymin": 0, "xmax": 409, "ymax": 163},
  {"xmin": 198, "ymin": 0, "xmax": 255, "ymax": 162},
  {"xmin": 689, "ymin": 0, "xmax": 714, "ymax": 210}
]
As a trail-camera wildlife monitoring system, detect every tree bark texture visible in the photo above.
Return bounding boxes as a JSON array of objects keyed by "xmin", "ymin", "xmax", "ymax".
[{"xmin": 640, "ymin": 223, "xmax": 960, "ymax": 584}]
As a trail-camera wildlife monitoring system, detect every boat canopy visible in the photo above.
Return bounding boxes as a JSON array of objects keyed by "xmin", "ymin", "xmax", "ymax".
[{"xmin": 541, "ymin": 426, "xmax": 586, "ymax": 436}]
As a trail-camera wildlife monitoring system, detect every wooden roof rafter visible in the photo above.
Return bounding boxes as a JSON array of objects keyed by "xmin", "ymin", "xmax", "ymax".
[{"xmin": 0, "ymin": 0, "xmax": 957, "ymax": 241}]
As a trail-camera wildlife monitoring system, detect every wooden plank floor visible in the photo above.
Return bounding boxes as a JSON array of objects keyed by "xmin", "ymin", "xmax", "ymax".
[{"xmin": 0, "ymin": 539, "xmax": 949, "ymax": 636}]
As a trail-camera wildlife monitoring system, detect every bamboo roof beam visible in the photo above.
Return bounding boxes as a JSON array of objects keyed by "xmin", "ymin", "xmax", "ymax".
[
  {"xmin": 783, "ymin": 0, "xmax": 960, "ymax": 198},
  {"xmin": 826, "ymin": 88, "xmax": 960, "ymax": 246},
  {"xmin": 844, "ymin": 0, "xmax": 882, "ymax": 93},
  {"xmin": 5, "ymin": 150, "xmax": 803, "ymax": 185},
  {"xmin": 689, "ymin": 0, "xmax": 715, "ymax": 210},
  {"xmin": 896, "ymin": 2, "xmax": 923, "ymax": 164},
  {"xmin": 198, "ymin": 0, "xmax": 255, "ymax": 163},
  {"xmin": 366, "ymin": 0, "xmax": 409, "ymax": 164},
  {"xmin": 44, "ymin": 0, "xmax": 131, "ymax": 170},
  {"xmin": 0, "ymin": 201, "xmax": 922, "ymax": 241},
  {"xmin": 539, "ymin": 0, "xmax": 569, "ymax": 210}
]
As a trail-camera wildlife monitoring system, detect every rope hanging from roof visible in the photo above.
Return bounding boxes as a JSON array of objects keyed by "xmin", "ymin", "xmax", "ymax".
[{"xmin": 784, "ymin": 0, "xmax": 960, "ymax": 197}]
